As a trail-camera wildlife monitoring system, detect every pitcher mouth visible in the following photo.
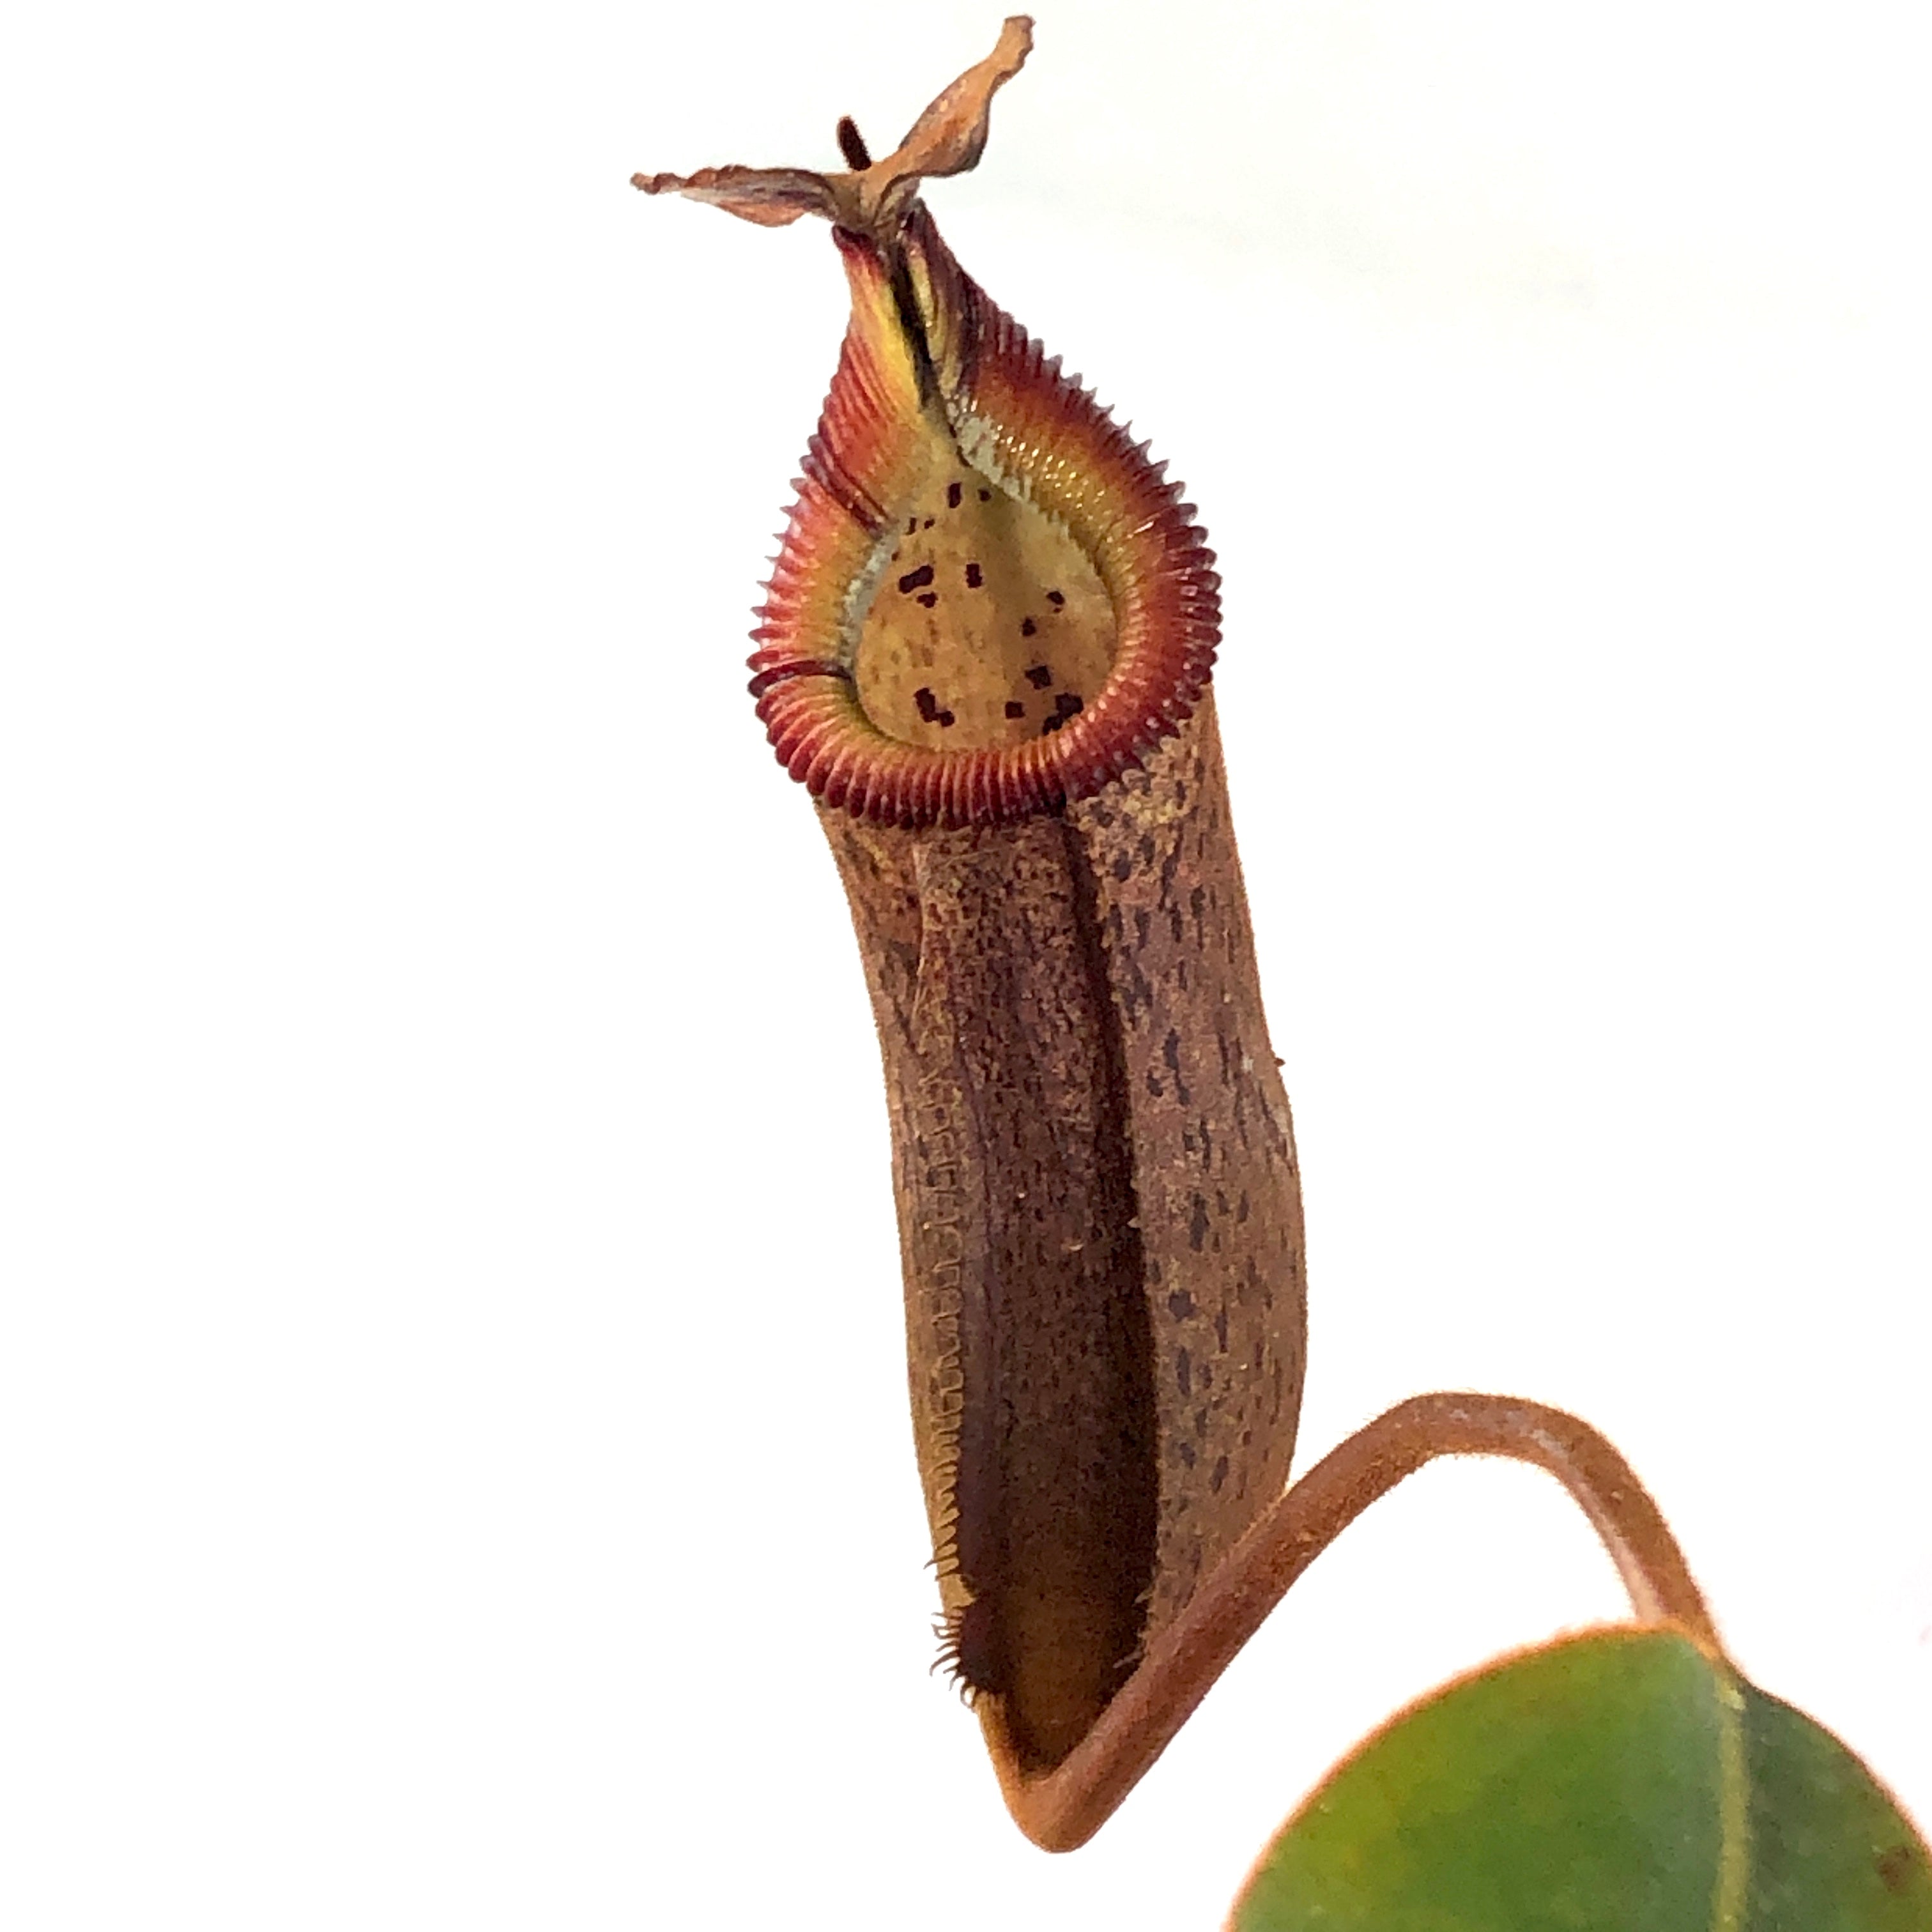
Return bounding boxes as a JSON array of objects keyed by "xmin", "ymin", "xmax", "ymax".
[{"xmin": 742, "ymin": 213, "xmax": 1219, "ymax": 829}]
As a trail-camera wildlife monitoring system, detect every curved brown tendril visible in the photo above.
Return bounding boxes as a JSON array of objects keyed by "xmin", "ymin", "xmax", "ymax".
[{"xmin": 984, "ymin": 1393, "xmax": 1717, "ymax": 1852}]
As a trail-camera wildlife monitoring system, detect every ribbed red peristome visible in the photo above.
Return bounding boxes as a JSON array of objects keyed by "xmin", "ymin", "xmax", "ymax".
[{"xmin": 747, "ymin": 210, "xmax": 1220, "ymax": 828}]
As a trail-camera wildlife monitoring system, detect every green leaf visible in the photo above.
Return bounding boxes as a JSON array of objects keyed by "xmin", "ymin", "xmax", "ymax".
[{"xmin": 1230, "ymin": 1627, "xmax": 1931, "ymax": 1931}]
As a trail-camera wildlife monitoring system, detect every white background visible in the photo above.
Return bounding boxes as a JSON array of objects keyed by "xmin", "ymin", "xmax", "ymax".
[{"xmin": 3, "ymin": 3, "xmax": 1928, "ymax": 1926}]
